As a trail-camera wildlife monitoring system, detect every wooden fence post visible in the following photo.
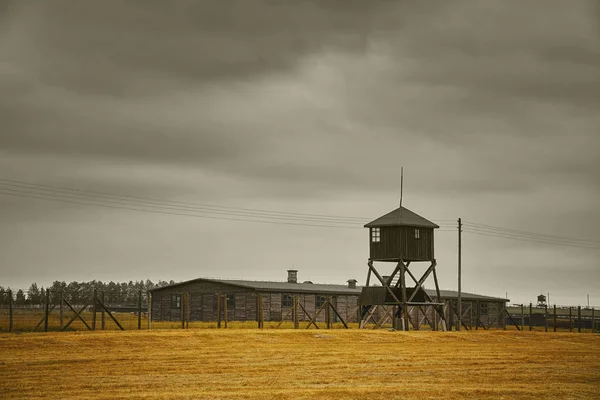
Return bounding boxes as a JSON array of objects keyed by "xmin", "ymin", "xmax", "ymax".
[
  {"xmin": 521, "ymin": 304, "xmax": 524, "ymax": 331},
  {"xmin": 147, "ymin": 291, "xmax": 151, "ymax": 330},
  {"xmin": 217, "ymin": 293, "xmax": 222, "ymax": 328},
  {"xmin": 475, "ymin": 301, "xmax": 479, "ymax": 331},
  {"xmin": 257, "ymin": 295, "xmax": 264, "ymax": 329},
  {"xmin": 529, "ymin": 302, "xmax": 532, "ymax": 331},
  {"xmin": 138, "ymin": 290, "xmax": 142, "ymax": 330},
  {"xmin": 44, "ymin": 289, "xmax": 50, "ymax": 332},
  {"xmin": 185, "ymin": 292, "xmax": 190, "ymax": 329},
  {"xmin": 544, "ymin": 303, "xmax": 548, "ymax": 332},
  {"xmin": 92, "ymin": 289, "xmax": 97, "ymax": 331},
  {"xmin": 256, "ymin": 295, "xmax": 260, "ymax": 328},
  {"xmin": 578, "ymin": 306, "xmax": 581, "ymax": 333},
  {"xmin": 469, "ymin": 304, "xmax": 473, "ymax": 331},
  {"xmin": 326, "ymin": 297, "xmax": 332, "ymax": 329},
  {"xmin": 181, "ymin": 292, "xmax": 185, "ymax": 329},
  {"xmin": 8, "ymin": 289, "xmax": 13, "ymax": 333},
  {"xmin": 60, "ymin": 291, "xmax": 64, "ymax": 330},
  {"xmin": 569, "ymin": 307, "xmax": 573, "ymax": 332},
  {"xmin": 592, "ymin": 308, "xmax": 595, "ymax": 333},
  {"xmin": 101, "ymin": 292, "xmax": 106, "ymax": 330},
  {"xmin": 185, "ymin": 292, "xmax": 189, "ymax": 329},
  {"xmin": 293, "ymin": 295, "xmax": 299, "ymax": 329},
  {"xmin": 440, "ymin": 301, "xmax": 452, "ymax": 332},
  {"xmin": 553, "ymin": 305, "xmax": 557, "ymax": 332},
  {"xmin": 222, "ymin": 294, "xmax": 228, "ymax": 329},
  {"xmin": 415, "ymin": 305, "xmax": 420, "ymax": 331}
]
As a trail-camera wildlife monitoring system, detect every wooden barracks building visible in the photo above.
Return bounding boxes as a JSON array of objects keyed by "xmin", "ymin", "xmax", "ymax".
[{"xmin": 149, "ymin": 270, "xmax": 508, "ymax": 329}]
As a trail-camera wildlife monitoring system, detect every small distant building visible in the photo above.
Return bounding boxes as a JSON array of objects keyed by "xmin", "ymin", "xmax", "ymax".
[
  {"xmin": 537, "ymin": 294, "xmax": 547, "ymax": 307},
  {"xmin": 148, "ymin": 270, "xmax": 508, "ymax": 329}
]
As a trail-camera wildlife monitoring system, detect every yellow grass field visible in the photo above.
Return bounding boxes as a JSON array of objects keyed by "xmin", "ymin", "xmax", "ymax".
[{"xmin": 1, "ymin": 330, "xmax": 599, "ymax": 399}]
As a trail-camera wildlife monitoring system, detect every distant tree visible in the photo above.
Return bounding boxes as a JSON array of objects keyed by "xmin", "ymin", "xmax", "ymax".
[
  {"xmin": 66, "ymin": 281, "xmax": 81, "ymax": 304},
  {"xmin": 15, "ymin": 289, "xmax": 26, "ymax": 306},
  {"xmin": 27, "ymin": 283, "xmax": 42, "ymax": 305},
  {"xmin": 80, "ymin": 281, "xmax": 97, "ymax": 303},
  {"xmin": 95, "ymin": 280, "xmax": 106, "ymax": 296},
  {"xmin": 106, "ymin": 281, "xmax": 119, "ymax": 304},
  {"xmin": 49, "ymin": 281, "xmax": 67, "ymax": 303},
  {"xmin": 144, "ymin": 279, "xmax": 155, "ymax": 291},
  {"xmin": 126, "ymin": 280, "xmax": 136, "ymax": 303}
]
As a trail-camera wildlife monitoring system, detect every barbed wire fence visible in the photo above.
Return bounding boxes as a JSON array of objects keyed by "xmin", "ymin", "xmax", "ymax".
[
  {"xmin": 0, "ymin": 289, "xmax": 148, "ymax": 332},
  {"xmin": 2, "ymin": 288, "xmax": 599, "ymax": 333}
]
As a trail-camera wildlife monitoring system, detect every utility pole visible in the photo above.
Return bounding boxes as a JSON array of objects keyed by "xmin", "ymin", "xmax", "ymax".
[{"xmin": 457, "ymin": 217, "xmax": 462, "ymax": 331}]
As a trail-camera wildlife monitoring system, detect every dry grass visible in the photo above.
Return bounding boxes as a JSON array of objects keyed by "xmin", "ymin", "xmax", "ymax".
[{"xmin": 1, "ymin": 330, "xmax": 599, "ymax": 399}]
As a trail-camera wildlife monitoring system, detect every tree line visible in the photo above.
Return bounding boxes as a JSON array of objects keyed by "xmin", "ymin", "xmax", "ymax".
[{"xmin": 0, "ymin": 279, "xmax": 175, "ymax": 305}]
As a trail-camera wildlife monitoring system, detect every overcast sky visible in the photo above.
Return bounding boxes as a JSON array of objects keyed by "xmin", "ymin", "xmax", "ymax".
[{"xmin": 1, "ymin": 0, "xmax": 599, "ymax": 306}]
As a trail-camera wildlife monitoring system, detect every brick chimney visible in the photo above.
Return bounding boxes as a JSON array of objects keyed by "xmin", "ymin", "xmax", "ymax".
[
  {"xmin": 347, "ymin": 279, "xmax": 357, "ymax": 289},
  {"xmin": 287, "ymin": 269, "xmax": 298, "ymax": 284}
]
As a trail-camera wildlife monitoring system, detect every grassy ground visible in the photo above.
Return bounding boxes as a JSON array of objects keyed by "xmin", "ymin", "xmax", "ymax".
[{"xmin": 1, "ymin": 330, "xmax": 599, "ymax": 399}]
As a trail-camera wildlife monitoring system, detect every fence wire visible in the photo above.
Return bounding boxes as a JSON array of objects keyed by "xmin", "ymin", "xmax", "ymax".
[{"xmin": 1, "ymin": 290, "xmax": 599, "ymax": 333}]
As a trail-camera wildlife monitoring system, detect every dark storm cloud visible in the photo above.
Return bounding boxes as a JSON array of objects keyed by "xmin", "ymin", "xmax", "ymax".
[
  {"xmin": 0, "ymin": 0, "xmax": 402, "ymax": 181},
  {"xmin": 1, "ymin": 0, "xmax": 599, "ymax": 197},
  {"xmin": 0, "ymin": 0, "xmax": 399, "ymax": 95}
]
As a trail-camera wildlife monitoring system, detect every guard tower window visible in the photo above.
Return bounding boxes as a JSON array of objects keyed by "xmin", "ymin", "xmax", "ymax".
[
  {"xmin": 171, "ymin": 294, "xmax": 181, "ymax": 309},
  {"xmin": 282, "ymin": 294, "xmax": 293, "ymax": 307},
  {"xmin": 415, "ymin": 228, "xmax": 420, "ymax": 239},
  {"xmin": 371, "ymin": 228, "xmax": 381, "ymax": 243}
]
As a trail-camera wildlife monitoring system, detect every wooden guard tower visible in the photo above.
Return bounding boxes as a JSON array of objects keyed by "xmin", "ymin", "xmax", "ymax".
[{"xmin": 359, "ymin": 206, "xmax": 448, "ymax": 330}]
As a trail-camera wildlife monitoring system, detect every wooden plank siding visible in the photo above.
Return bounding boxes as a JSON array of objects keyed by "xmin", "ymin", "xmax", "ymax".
[
  {"xmin": 151, "ymin": 282, "xmax": 363, "ymax": 324},
  {"xmin": 151, "ymin": 281, "xmax": 250, "ymax": 322},
  {"xmin": 270, "ymin": 293, "xmax": 282, "ymax": 322},
  {"xmin": 370, "ymin": 226, "xmax": 435, "ymax": 262}
]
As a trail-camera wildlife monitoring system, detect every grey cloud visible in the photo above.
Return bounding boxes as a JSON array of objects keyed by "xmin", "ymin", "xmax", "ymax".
[
  {"xmin": 1, "ymin": 0, "xmax": 599, "ymax": 200},
  {"xmin": 0, "ymin": 0, "xmax": 400, "ymax": 96}
]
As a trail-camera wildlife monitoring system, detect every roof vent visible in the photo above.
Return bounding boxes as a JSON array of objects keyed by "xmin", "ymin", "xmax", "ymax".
[
  {"xmin": 287, "ymin": 269, "xmax": 298, "ymax": 284},
  {"xmin": 347, "ymin": 279, "xmax": 357, "ymax": 289}
]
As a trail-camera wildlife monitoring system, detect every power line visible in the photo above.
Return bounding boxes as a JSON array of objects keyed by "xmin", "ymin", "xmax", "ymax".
[
  {"xmin": 0, "ymin": 178, "xmax": 454, "ymax": 227},
  {"xmin": 0, "ymin": 178, "xmax": 458, "ymax": 223},
  {"xmin": 0, "ymin": 182, "xmax": 364, "ymax": 226},
  {"xmin": 0, "ymin": 188, "xmax": 363, "ymax": 229},
  {"xmin": 1, "ymin": 178, "xmax": 596, "ymax": 249},
  {"xmin": 0, "ymin": 178, "xmax": 369, "ymax": 223},
  {"xmin": 463, "ymin": 223, "xmax": 599, "ymax": 247},
  {"xmin": 463, "ymin": 228, "xmax": 600, "ymax": 249},
  {"xmin": 463, "ymin": 220, "xmax": 598, "ymax": 245}
]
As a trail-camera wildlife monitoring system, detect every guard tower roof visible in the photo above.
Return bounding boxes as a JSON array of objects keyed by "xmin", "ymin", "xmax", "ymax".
[{"xmin": 364, "ymin": 206, "xmax": 439, "ymax": 229}]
